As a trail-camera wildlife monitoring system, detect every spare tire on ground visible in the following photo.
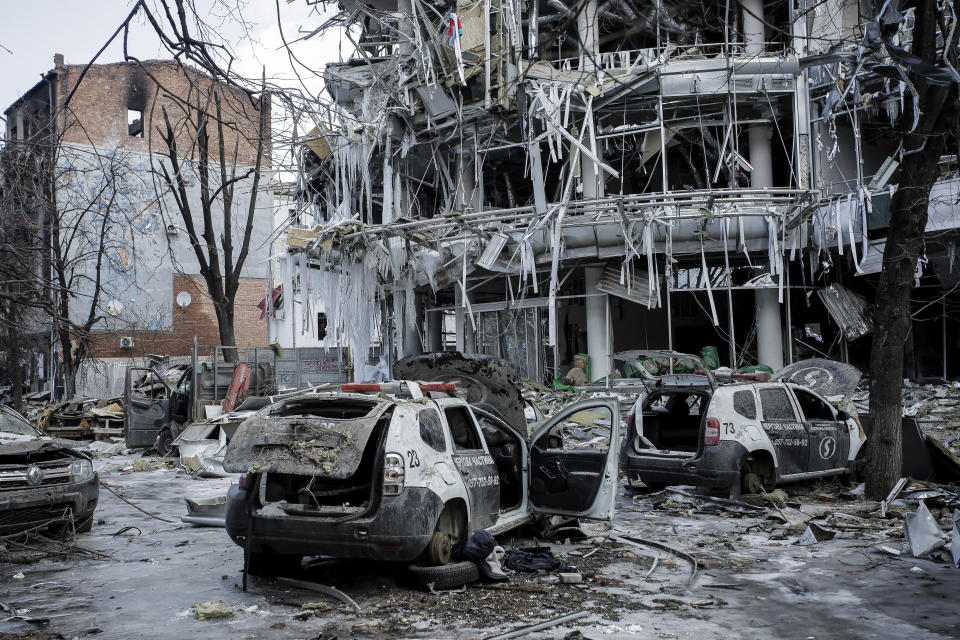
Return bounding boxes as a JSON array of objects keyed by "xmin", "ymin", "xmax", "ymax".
[{"xmin": 408, "ymin": 561, "xmax": 479, "ymax": 591}]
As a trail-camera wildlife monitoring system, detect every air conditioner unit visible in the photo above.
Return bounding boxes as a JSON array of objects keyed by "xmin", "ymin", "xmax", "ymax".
[{"xmin": 120, "ymin": 336, "xmax": 135, "ymax": 349}]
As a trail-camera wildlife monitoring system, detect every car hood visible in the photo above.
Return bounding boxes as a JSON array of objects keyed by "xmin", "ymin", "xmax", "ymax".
[
  {"xmin": 0, "ymin": 434, "xmax": 84, "ymax": 458},
  {"xmin": 222, "ymin": 397, "xmax": 392, "ymax": 477},
  {"xmin": 772, "ymin": 359, "xmax": 862, "ymax": 397},
  {"xmin": 393, "ymin": 352, "xmax": 526, "ymax": 429}
]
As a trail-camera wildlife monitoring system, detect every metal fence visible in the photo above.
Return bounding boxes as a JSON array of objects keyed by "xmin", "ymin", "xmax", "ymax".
[{"xmin": 75, "ymin": 346, "xmax": 350, "ymax": 400}]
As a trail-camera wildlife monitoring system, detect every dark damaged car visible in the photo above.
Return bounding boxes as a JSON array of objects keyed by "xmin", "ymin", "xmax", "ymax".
[
  {"xmin": 0, "ymin": 405, "xmax": 98, "ymax": 533},
  {"xmin": 223, "ymin": 355, "xmax": 622, "ymax": 583}
]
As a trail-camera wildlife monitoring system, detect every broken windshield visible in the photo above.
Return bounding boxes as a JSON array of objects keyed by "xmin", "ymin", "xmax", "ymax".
[
  {"xmin": 0, "ymin": 408, "xmax": 39, "ymax": 437},
  {"xmin": 263, "ymin": 398, "xmax": 379, "ymax": 420}
]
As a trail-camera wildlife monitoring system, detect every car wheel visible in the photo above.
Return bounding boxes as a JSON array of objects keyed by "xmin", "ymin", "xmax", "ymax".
[
  {"xmin": 741, "ymin": 472, "xmax": 765, "ymax": 495},
  {"xmin": 155, "ymin": 430, "xmax": 174, "ymax": 457},
  {"xmin": 247, "ymin": 551, "xmax": 302, "ymax": 577},
  {"xmin": 427, "ymin": 531, "xmax": 452, "ymax": 566},
  {"xmin": 740, "ymin": 454, "xmax": 776, "ymax": 494},
  {"xmin": 75, "ymin": 515, "xmax": 93, "ymax": 533},
  {"xmin": 408, "ymin": 561, "xmax": 479, "ymax": 591}
]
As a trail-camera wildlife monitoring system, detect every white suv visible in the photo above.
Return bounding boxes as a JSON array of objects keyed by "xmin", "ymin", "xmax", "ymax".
[
  {"xmin": 619, "ymin": 352, "xmax": 866, "ymax": 496},
  {"xmin": 224, "ymin": 379, "xmax": 621, "ymax": 582}
]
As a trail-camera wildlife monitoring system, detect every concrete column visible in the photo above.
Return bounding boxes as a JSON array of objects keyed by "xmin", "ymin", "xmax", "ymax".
[
  {"xmin": 456, "ymin": 153, "xmax": 480, "ymax": 213},
  {"xmin": 577, "ymin": 0, "xmax": 600, "ymax": 200},
  {"xmin": 755, "ymin": 289, "xmax": 783, "ymax": 370},
  {"xmin": 748, "ymin": 125, "xmax": 774, "ymax": 187},
  {"xmin": 398, "ymin": 0, "xmax": 415, "ymax": 56},
  {"xmin": 742, "ymin": 0, "xmax": 765, "ymax": 56},
  {"xmin": 743, "ymin": 0, "xmax": 783, "ymax": 371},
  {"xmin": 403, "ymin": 295, "xmax": 423, "ymax": 357},
  {"xmin": 455, "ymin": 287, "xmax": 475, "ymax": 354},
  {"xmin": 577, "ymin": 0, "xmax": 598, "ymax": 71},
  {"xmin": 426, "ymin": 309, "xmax": 443, "ymax": 352},
  {"xmin": 750, "ymin": 124, "xmax": 783, "ymax": 371},
  {"xmin": 584, "ymin": 267, "xmax": 611, "ymax": 382}
]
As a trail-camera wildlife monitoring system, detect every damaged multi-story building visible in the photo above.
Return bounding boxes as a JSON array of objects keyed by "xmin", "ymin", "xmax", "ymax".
[
  {"xmin": 2, "ymin": 55, "xmax": 273, "ymax": 394},
  {"xmin": 273, "ymin": 0, "xmax": 960, "ymax": 383}
]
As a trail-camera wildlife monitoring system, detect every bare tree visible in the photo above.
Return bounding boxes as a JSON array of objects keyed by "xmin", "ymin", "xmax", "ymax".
[
  {"xmin": 0, "ymin": 108, "xmax": 143, "ymax": 399},
  {"xmin": 865, "ymin": 0, "xmax": 960, "ymax": 497},
  {"xmin": 147, "ymin": 70, "xmax": 269, "ymax": 361}
]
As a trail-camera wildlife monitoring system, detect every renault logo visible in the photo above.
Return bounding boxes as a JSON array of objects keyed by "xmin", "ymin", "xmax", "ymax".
[{"xmin": 25, "ymin": 465, "xmax": 43, "ymax": 485}]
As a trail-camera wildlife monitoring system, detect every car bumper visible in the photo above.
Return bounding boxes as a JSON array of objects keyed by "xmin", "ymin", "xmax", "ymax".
[
  {"xmin": 0, "ymin": 474, "xmax": 99, "ymax": 532},
  {"xmin": 623, "ymin": 441, "xmax": 746, "ymax": 489},
  {"xmin": 226, "ymin": 484, "xmax": 445, "ymax": 562}
]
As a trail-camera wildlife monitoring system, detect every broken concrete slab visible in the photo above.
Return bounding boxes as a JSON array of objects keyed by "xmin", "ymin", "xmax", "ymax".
[{"xmin": 194, "ymin": 600, "xmax": 235, "ymax": 620}]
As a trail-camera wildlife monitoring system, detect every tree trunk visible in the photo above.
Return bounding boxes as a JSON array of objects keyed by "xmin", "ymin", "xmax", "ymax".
[
  {"xmin": 59, "ymin": 327, "xmax": 77, "ymax": 400},
  {"xmin": 216, "ymin": 298, "xmax": 239, "ymax": 363},
  {"xmin": 864, "ymin": 0, "xmax": 957, "ymax": 499},
  {"xmin": 865, "ymin": 139, "xmax": 943, "ymax": 499}
]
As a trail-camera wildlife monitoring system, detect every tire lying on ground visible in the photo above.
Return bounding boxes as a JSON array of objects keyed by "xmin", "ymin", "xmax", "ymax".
[{"xmin": 408, "ymin": 561, "xmax": 479, "ymax": 591}]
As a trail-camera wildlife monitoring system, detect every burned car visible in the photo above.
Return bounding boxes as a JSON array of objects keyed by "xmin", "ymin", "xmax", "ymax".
[
  {"xmin": 0, "ymin": 405, "xmax": 98, "ymax": 534},
  {"xmin": 175, "ymin": 395, "xmax": 280, "ymax": 477},
  {"xmin": 620, "ymin": 352, "xmax": 866, "ymax": 496},
  {"xmin": 223, "ymin": 371, "xmax": 621, "ymax": 582},
  {"xmin": 125, "ymin": 361, "xmax": 274, "ymax": 455}
]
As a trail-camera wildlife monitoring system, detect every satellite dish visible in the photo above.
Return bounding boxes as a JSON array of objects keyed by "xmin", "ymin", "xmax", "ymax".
[
  {"xmin": 106, "ymin": 300, "xmax": 123, "ymax": 316},
  {"xmin": 176, "ymin": 291, "xmax": 192, "ymax": 308}
]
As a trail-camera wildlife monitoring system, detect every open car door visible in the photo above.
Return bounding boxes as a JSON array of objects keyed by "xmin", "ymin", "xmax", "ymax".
[
  {"xmin": 528, "ymin": 398, "xmax": 621, "ymax": 521},
  {"xmin": 124, "ymin": 367, "xmax": 170, "ymax": 449}
]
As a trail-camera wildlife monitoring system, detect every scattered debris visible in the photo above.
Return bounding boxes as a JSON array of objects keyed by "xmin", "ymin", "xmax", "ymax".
[
  {"xmin": 904, "ymin": 501, "xmax": 946, "ymax": 558},
  {"xmin": 182, "ymin": 495, "xmax": 227, "ymax": 527},
  {"xmin": 277, "ymin": 577, "xmax": 362, "ymax": 613},
  {"xmin": 796, "ymin": 523, "xmax": 837, "ymax": 546},
  {"xmin": 194, "ymin": 600, "xmax": 234, "ymax": 620},
  {"xmin": 485, "ymin": 611, "xmax": 590, "ymax": 640}
]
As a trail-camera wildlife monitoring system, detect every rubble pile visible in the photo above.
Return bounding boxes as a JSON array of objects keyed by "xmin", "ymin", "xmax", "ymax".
[{"xmin": 897, "ymin": 382, "xmax": 960, "ymax": 454}]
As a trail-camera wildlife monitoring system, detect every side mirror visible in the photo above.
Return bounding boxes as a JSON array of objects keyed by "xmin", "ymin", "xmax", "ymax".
[{"xmin": 836, "ymin": 410, "xmax": 848, "ymax": 422}]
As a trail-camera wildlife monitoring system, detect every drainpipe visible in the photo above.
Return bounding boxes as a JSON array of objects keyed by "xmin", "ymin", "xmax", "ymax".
[{"xmin": 743, "ymin": 0, "xmax": 784, "ymax": 371}]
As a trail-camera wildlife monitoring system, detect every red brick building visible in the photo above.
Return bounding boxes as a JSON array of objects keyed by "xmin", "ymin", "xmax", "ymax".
[{"xmin": 4, "ymin": 55, "xmax": 273, "ymax": 363}]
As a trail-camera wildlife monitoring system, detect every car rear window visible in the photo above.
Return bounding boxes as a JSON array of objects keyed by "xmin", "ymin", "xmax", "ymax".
[
  {"xmin": 419, "ymin": 409, "xmax": 446, "ymax": 452},
  {"xmin": 759, "ymin": 388, "xmax": 796, "ymax": 421},
  {"xmin": 733, "ymin": 390, "xmax": 756, "ymax": 419},
  {"xmin": 266, "ymin": 398, "xmax": 378, "ymax": 419}
]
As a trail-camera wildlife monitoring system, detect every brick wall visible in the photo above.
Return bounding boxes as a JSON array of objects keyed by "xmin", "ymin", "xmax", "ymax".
[
  {"xmin": 87, "ymin": 274, "xmax": 268, "ymax": 358},
  {"xmin": 55, "ymin": 59, "xmax": 270, "ymax": 167}
]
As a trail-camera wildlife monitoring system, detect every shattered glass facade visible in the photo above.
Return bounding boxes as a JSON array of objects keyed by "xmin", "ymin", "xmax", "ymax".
[{"xmin": 276, "ymin": 0, "xmax": 960, "ymax": 383}]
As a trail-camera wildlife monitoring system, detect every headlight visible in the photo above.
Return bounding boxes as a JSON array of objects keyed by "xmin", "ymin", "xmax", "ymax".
[{"xmin": 70, "ymin": 459, "xmax": 94, "ymax": 480}]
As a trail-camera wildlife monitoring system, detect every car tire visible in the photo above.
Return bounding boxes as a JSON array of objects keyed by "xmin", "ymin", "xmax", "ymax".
[
  {"xmin": 155, "ymin": 429, "xmax": 174, "ymax": 457},
  {"xmin": 408, "ymin": 561, "xmax": 479, "ymax": 591},
  {"xmin": 247, "ymin": 551, "xmax": 302, "ymax": 577},
  {"xmin": 76, "ymin": 515, "xmax": 94, "ymax": 533},
  {"xmin": 49, "ymin": 515, "xmax": 93, "ymax": 537}
]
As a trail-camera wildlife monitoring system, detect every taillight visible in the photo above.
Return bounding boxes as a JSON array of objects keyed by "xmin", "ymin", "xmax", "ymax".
[
  {"xmin": 383, "ymin": 453, "xmax": 405, "ymax": 496},
  {"xmin": 704, "ymin": 418, "xmax": 720, "ymax": 446},
  {"xmin": 238, "ymin": 473, "xmax": 255, "ymax": 490},
  {"xmin": 625, "ymin": 413, "xmax": 635, "ymax": 438}
]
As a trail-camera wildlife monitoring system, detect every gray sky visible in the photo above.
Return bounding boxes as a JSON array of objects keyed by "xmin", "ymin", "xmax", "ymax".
[{"xmin": 0, "ymin": 0, "xmax": 337, "ymax": 118}]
